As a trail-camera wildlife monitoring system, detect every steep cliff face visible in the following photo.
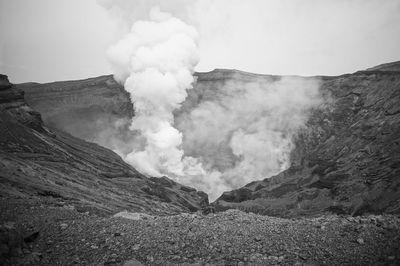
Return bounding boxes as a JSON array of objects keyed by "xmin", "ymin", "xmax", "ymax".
[
  {"xmin": 16, "ymin": 75, "xmax": 135, "ymax": 153},
  {"xmin": 0, "ymin": 75, "xmax": 208, "ymax": 215},
  {"xmin": 0, "ymin": 74, "xmax": 45, "ymax": 132},
  {"xmin": 214, "ymin": 63, "xmax": 400, "ymax": 216}
]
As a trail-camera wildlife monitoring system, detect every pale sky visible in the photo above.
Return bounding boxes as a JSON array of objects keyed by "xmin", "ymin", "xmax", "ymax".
[{"xmin": 1, "ymin": 0, "xmax": 400, "ymax": 83}]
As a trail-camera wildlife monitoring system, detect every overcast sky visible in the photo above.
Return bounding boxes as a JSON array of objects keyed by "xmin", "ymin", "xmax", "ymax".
[{"xmin": 1, "ymin": 0, "xmax": 400, "ymax": 83}]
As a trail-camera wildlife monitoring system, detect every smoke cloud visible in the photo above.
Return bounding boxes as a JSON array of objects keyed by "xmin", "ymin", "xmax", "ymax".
[
  {"xmin": 102, "ymin": 2, "xmax": 325, "ymax": 201},
  {"xmin": 174, "ymin": 74, "xmax": 322, "ymax": 200},
  {"xmin": 107, "ymin": 7, "xmax": 201, "ymax": 177}
]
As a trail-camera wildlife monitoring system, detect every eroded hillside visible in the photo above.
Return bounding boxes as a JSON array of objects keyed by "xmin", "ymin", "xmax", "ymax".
[
  {"xmin": 0, "ymin": 74, "xmax": 208, "ymax": 216},
  {"xmin": 214, "ymin": 64, "xmax": 400, "ymax": 216}
]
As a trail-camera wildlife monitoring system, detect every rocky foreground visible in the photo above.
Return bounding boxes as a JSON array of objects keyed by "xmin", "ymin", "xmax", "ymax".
[{"xmin": 1, "ymin": 197, "xmax": 399, "ymax": 266}]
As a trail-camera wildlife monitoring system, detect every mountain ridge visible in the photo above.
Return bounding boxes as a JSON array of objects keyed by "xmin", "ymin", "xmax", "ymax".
[{"xmin": 10, "ymin": 60, "xmax": 400, "ymax": 217}]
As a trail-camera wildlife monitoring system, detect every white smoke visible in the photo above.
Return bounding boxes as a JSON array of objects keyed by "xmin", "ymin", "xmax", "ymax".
[
  {"xmin": 107, "ymin": 6, "xmax": 201, "ymax": 177},
  {"xmin": 101, "ymin": 2, "xmax": 325, "ymax": 201},
  {"xmin": 175, "ymin": 75, "xmax": 322, "ymax": 200}
]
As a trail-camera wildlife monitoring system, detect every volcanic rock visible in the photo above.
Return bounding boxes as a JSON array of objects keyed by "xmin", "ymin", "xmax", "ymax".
[
  {"xmin": 0, "ymin": 74, "xmax": 208, "ymax": 216},
  {"xmin": 2, "ymin": 201, "xmax": 399, "ymax": 265},
  {"xmin": 16, "ymin": 75, "xmax": 135, "ymax": 151},
  {"xmin": 213, "ymin": 62, "xmax": 400, "ymax": 216}
]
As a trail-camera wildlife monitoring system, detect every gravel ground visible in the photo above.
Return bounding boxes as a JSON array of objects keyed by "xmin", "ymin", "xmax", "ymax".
[{"xmin": 1, "ymin": 197, "xmax": 399, "ymax": 266}]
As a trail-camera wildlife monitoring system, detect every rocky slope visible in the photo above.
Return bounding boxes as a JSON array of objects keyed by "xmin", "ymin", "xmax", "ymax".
[
  {"xmin": 214, "ymin": 63, "xmax": 400, "ymax": 216},
  {"xmin": 0, "ymin": 74, "xmax": 208, "ymax": 217}
]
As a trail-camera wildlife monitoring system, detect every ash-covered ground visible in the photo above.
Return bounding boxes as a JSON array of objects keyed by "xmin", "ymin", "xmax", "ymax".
[{"xmin": 1, "ymin": 197, "xmax": 399, "ymax": 266}]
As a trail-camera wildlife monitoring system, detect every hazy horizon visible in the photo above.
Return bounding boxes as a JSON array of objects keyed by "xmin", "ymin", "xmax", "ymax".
[{"xmin": 1, "ymin": 0, "xmax": 400, "ymax": 83}]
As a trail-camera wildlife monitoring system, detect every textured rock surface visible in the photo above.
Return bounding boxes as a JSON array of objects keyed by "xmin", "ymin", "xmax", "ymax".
[
  {"xmin": 214, "ymin": 63, "xmax": 400, "ymax": 216},
  {"xmin": 0, "ymin": 75, "xmax": 208, "ymax": 216},
  {"xmin": 367, "ymin": 61, "xmax": 400, "ymax": 72},
  {"xmin": 0, "ymin": 74, "xmax": 44, "ymax": 132},
  {"xmin": 16, "ymin": 75, "xmax": 135, "ymax": 151},
  {"xmin": 1, "ymin": 198, "xmax": 399, "ymax": 265}
]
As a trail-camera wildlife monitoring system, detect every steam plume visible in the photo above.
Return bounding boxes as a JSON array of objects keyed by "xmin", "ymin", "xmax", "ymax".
[
  {"xmin": 102, "ymin": 2, "xmax": 324, "ymax": 201},
  {"xmin": 175, "ymin": 75, "xmax": 322, "ymax": 200},
  {"xmin": 107, "ymin": 7, "xmax": 199, "ymax": 177}
]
